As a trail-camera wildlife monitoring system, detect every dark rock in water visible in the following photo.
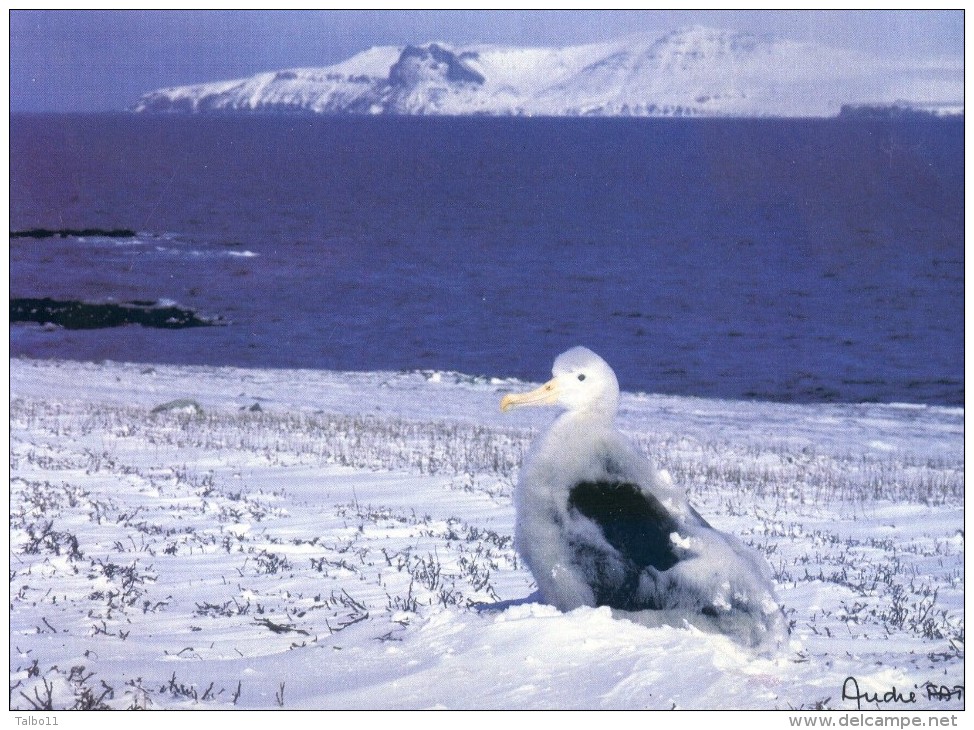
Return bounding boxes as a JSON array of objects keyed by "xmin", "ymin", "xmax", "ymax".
[
  {"xmin": 10, "ymin": 297, "xmax": 221, "ymax": 330},
  {"xmin": 10, "ymin": 227, "xmax": 137, "ymax": 239}
]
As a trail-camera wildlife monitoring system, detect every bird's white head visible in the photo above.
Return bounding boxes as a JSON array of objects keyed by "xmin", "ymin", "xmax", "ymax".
[{"xmin": 500, "ymin": 346, "xmax": 620, "ymax": 417}]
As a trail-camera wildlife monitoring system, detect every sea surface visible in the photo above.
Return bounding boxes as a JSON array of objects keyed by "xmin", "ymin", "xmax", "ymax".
[{"xmin": 9, "ymin": 113, "xmax": 964, "ymax": 405}]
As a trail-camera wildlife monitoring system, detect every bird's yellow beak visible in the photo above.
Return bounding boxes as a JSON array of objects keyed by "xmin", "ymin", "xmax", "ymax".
[{"xmin": 500, "ymin": 378, "xmax": 560, "ymax": 412}]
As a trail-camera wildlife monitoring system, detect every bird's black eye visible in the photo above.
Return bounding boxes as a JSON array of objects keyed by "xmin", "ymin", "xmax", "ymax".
[{"xmin": 577, "ymin": 374, "xmax": 586, "ymax": 382}]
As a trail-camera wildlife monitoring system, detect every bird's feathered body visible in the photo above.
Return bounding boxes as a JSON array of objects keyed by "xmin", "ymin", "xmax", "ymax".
[{"xmin": 503, "ymin": 346, "xmax": 787, "ymax": 649}]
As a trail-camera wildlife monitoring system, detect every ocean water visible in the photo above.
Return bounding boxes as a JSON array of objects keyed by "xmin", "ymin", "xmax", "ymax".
[{"xmin": 9, "ymin": 114, "xmax": 964, "ymax": 405}]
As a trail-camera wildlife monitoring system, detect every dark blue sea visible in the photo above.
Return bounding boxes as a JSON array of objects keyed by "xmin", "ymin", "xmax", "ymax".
[{"xmin": 9, "ymin": 114, "xmax": 964, "ymax": 405}]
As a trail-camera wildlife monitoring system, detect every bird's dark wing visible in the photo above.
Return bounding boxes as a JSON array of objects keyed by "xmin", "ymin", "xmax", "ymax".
[{"xmin": 567, "ymin": 480, "xmax": 680, "ymax": 572}]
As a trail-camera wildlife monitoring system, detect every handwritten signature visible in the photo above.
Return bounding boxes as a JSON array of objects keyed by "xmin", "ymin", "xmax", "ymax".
[{"xmin": 842, "ymin": 676, "xmax": 964, "ymax": 709}]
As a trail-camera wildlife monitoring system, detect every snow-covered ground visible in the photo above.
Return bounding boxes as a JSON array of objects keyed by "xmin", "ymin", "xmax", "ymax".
[{"xmin": 9, "ymin": 358, "xmax": 964, "ymax": 710}]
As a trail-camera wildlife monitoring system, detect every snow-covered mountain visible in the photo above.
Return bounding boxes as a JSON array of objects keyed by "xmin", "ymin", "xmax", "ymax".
[{"xmin": 132, "ymin": 26, "xmax": 963, "ymax": 118}]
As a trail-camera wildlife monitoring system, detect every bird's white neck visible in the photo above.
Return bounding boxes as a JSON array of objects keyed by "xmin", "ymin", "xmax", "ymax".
[{"xmin": 550, "ymin": 405, "xmax": 617, "ymax": 444}]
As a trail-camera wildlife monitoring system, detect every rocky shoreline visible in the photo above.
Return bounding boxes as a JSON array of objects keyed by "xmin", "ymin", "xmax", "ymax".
[{"xmin": 10, "ymin": 297, "xmax": 222, "ymax": 330}]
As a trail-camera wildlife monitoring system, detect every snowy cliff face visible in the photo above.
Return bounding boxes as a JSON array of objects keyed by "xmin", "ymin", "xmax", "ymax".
[
  {"xmin": 383, "ymin": 44, "xmax": 487, "ymax": 114},
  {"xmin": 132, "ymin": 26, "xmax": 963, "ymax": 118}
]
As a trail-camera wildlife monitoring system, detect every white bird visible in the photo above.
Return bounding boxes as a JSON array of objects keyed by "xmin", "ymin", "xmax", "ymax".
[{"xmin": 501, "ymin": 346, "xmax": 787, "ymax": 648}]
